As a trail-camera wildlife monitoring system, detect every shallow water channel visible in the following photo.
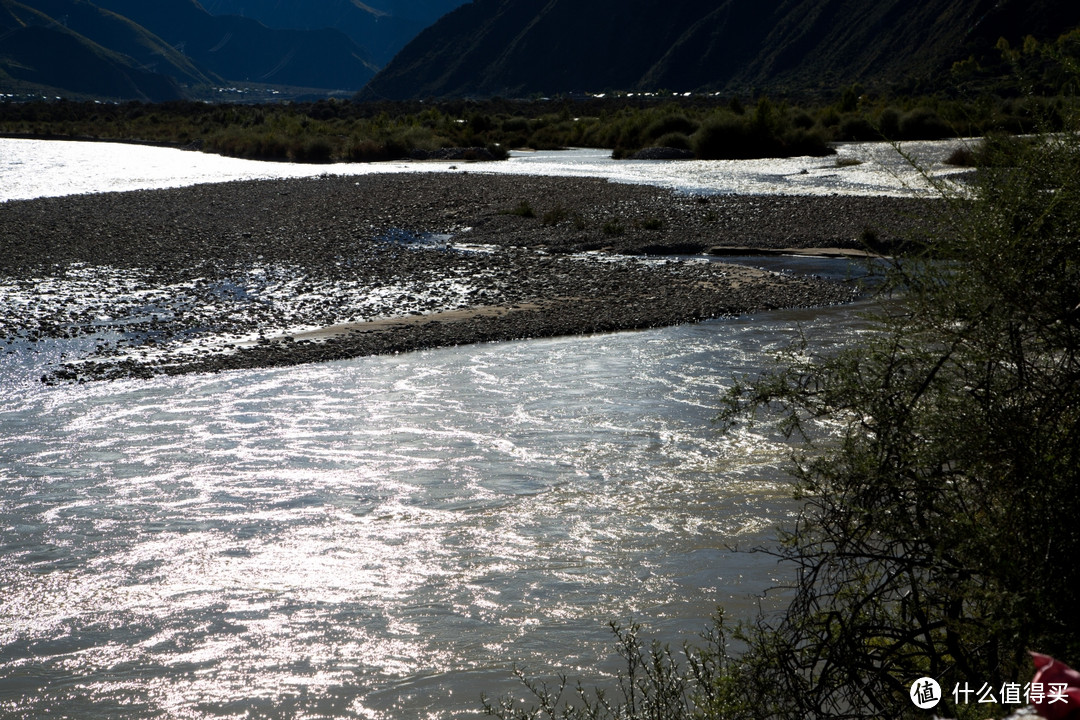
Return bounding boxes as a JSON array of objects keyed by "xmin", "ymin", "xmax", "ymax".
[
  {"xmin": 0, "ymin": 140, "xmax": 900, "ymax": 718},
  {"xmin": 0, "ymin": 294, "xmax": 880, "ymax": 720}
]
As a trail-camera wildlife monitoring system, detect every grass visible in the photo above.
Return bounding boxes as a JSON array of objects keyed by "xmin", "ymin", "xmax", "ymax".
[
  {"xmin": 601, "ymin": 220, "xmax": 625, "ymax": 236},
  {"xmin": 501, "ymin": 200, "xmax": 536, "ymax": 218}
]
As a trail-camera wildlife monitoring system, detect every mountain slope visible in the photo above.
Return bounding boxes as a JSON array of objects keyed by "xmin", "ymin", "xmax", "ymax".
[
  {"xmin": 643, "ymin": 0, "xmax": 1080, "ymax": 91},
  {"xmin": 0, "ymin": 0, "xmax": 186, "ymax": 100},
  {"xmin": 362, "ymin": 0, "xmax": 1080, "ymax": 99},
  {"xmin": 90, "ymin": 0, "xmax": 378, "ymax": 90},
  {"xmin": 16, "ymin": 0, "xmax": 217, "ymax": 86},
  {"xmin": 2, "ymin": 0, "xmax": 380, "ymax": 99},
  {"xmin": 198, "ymin": 0, "xmax": 469, "ymax": 66}
]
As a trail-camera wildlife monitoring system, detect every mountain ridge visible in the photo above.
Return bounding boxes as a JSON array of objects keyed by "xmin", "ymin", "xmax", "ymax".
[
  {"xmin": 0, "ymin": 0, "xmax": 189, "ymax": 100},
  {"xmin": 362, "ymin": 0, "xmax": 1080, "ymax": 100},
  {"xmin": 91, "ymin": 0, "xmax": 378, "ymax": 90},
  {"xmin": 1, "ymin": 0, "xmax": 379, "ymax": 100},
  {"xmin": 197, "ymin": 0, "xmax": 469, "ymax": 66}
]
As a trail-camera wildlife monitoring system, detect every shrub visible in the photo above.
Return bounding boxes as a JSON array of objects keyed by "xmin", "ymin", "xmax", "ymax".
[
  {"xmin": 528, "ymin": 121, "xmax": 575, "ymax": 150},
  {"xmin": 838, "ymin": 115, "xmax": 878, "ymax": 141},
  {"xmin": 692, "ymin": 114, "xmax": 755, "ymax": 159},
  {"xmin": 645, "ymin": 114, "xmax": 699, "ymax": 140},
  {"xmin": 877, "ymin": 107, "xmax": 902, "ymax": 138},
  {"xmin": 346, "ymin": 139, "xmax": 393, "ymax": 162},
  {"xmin": 389, "ymin": 125, "xmax": 444, "ymax": 153},
  {"xmin": 205, "ymin": 129, "xmax": 290, "ymax": 160},
  {"xmin": 790, "ymin": 110, "xmax": 815, "ymax": 130},
  {"xmin": 502, "ymin": 200, "xmax": 536, "ymax": 218},
  {"xmin": 898, "ymin": 107, "xmax": 953, "ymax": 139},
  {"xmin": 500, "ymin": 116, "xmax": 529, "ymax": 134},
  {"xmin": 289, "ymin": 136, "xmax": 333, "ymax": 163},
  {"xmin": 654, "ymin": 131, "xmax": 692, "ymax": 150},
  {"xmin": 945, "ymin": 133, "xmax": 1034, "ymax": 168},
  {"xmin": 483, "ymin": 619, "xmax": 750, "ymax": 720},
  {"xmin": 945, "ymin": 145, "xmax": 977, "ymax": 166},
  {"xmin": 718, "ymin": 113, "xmax": 1080, "ymax": 719},
  {"xmin": 601, "ymin": 219, "xmax": 624, "ymax": 236},
  {"xmin": 779, "ymin": 127, "xmax": 833, "ymax": 157},
  {"xmin": 692, "ymin": 111, "xmax": 832, "ymax": 159},
  {"xmin": 542, "ymin": 206, "xmax": 584, "ymax": 227},
  {"xmin": 253, "ymin": 133, "xmax": 291, "ymax": 161},
  {"xmin": 972, "ymin": 131, "xmax": 1036, "ymax": 166}
]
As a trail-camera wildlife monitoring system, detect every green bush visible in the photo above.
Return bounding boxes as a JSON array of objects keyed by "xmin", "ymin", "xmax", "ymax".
[
  {"xmin": 654, "ymin": 131, "xmax": 692, "ymax": 150},
  {"xmin": 790, "ymin": 110, "xmax": 815, "ymax": 130},
  {"xmin": 502, "ymin": 200, "xmax": 536, "ymax": 218},
  {"xmin": 779, "ymin": 127, "xmax": 833, "ymax": 157},
  {"xmin": 897, "ymin": 107, "xmax": 953, "ymax": 139},
  {"xmin": 500, "ymin": 116, "xmax": 529, "ymax": 134},
  {"xmin": 944, "ymin": 145, "xmax": 977, "ymax": 166},
  {"xmin": 4, "ymin": 95, "xmax": 1073, "ymax": 168},
  {"xmin": 601, "ymin": 219, "xmax": 624, "ymax": 236},
  {"xmin": 877, "ymin": 107, "xmax": 902, "ymax": 138},
  {"xmin": 838, "ymin": 115, "xmax": 878, "ymax": 141},
  {"xmin": 692, "ymin": 114, "xmax": 754, "ymax": 159},
  {"xmin": 483, "ymin": 619, "xmax": 750, "ymax": 720},
  {"xmin": 692, "ymin": 112, "xmax": 832, "ymax": 160},
  {"xmin": 717, "ymin": 113, "xmax": 1080, "ymax": 720},
  {"xmin": 645, "ymin": 113, "xmax": 699, "ymax": 140},
  {"xmin": 290, "ymin": 136, "xmax": 333, "ymax": 163},
  {"xmin": 205, "ymin": 129, "xmax": 290, "ymax": 160},
  {"xmin": 346, "ymin": 139, "xmax": 393, "ymax": 162}
]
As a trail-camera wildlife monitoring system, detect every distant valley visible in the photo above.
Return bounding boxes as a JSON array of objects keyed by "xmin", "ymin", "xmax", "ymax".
[
  {"xmin": 2, "ymin": 0, "xmax": 1080, "ymax": 102},
  {"xmin": 198, "ymin": 0, "xmax": 470, "ymax": 67},
  {"xmin": 0, "ymin": 0, "xmax": 464, "ymax": 101}
]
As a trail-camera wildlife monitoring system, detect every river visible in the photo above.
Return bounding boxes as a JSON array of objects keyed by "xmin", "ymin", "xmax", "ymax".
[{"xmin": 0, "ymin": 139, "xmax": 940, "ymax": 719}]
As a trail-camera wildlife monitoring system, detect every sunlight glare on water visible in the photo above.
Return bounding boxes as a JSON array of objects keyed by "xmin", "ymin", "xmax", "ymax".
[
  {"xmin": 0, "ymin": 138, "xmax": 887, "ymax": 718},
  {"xmin": 0, "ymin": 304, "xmax": 877, "ymax": 718},
  {"xmin": 0, "ymin": 137, "xmax": 972, "ymax": 201}
]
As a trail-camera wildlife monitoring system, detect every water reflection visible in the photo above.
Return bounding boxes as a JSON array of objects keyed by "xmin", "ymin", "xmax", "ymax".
[
  {"xmin": 0, "ymin": 300, "xmax": 875, "ymax": 718},
  {"xmin": 0, "ymin": 138, "xmax": 971, "ymax": 202},
  {"xmin": 0, "ymin": 139, "xmax": 889, "ymax": 718}
]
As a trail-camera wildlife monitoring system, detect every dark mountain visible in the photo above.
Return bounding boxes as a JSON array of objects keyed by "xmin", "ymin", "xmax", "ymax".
[
  {"xmin": 2, "ymin": 0, "xmax": 378, "ymax": 100},
  {"xmin": 198, "ymin": 0, "xmax": 469, "ymax": 67},
  {"xmin": 361, "ymin": 0, "xmax": 1080, "ymax": 100},
  {"xmin": 642, "ymin": 0, "xmax": 1080, "ymax": 92},
  {"xmin": 0, "ymin": 0, "xmax": 188, "ymax": 100},
  {"xmin": 91, "ymin": 0, "xmax": 377, "ymax": 90}
]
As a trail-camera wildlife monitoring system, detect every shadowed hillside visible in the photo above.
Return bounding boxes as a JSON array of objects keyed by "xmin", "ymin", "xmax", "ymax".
[
  {"xmin": 1, "ymin": 0, "xmax": 379, "ymax": 100},
  {"xmin": 1, "ymin": 0, "xmax": 189, "ymax": 100},
  {"xmin": 361, "ymin": 0, "xmax": 1080, "ymax": 99},
  {"xmin": 91, "ymin": 0, "xmax": 377, "ymax": 90}
]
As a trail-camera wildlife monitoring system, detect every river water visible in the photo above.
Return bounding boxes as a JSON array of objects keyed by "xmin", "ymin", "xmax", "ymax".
[
  {"xmin": 0, "ymin": 137, "xmax": 970, "ymax": 201},
  {"xmin": 0, "ymin": 139, "xmax": 928, "ymax": 719}
]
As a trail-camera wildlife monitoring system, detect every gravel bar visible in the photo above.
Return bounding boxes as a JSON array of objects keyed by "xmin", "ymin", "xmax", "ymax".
[{"xmin": 0, "ymin": 173, "xmax": 944, "ymax": 382}]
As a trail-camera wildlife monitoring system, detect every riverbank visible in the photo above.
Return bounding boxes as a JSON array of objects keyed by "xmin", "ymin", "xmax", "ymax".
[{"xmin": 0, "ymin": 173, "xmax": 943, "ymax": 382}]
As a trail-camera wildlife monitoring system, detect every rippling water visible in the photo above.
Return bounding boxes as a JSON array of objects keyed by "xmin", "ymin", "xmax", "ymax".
[
  {"xmin": 0, "ymin": 137, "xmax": 972, "ymax": 201},
  {"xmin": 1, "ymin": 304, "xmax": 879, "ymax": 719},
  {"xmin": 0, "ymin": 140, "xmax": 891, "ymax": 719}
]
